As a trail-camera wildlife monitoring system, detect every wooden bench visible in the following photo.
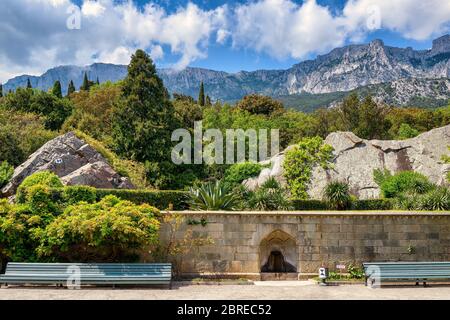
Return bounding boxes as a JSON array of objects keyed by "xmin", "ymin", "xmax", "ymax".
[
  {"xmin": 0, "ymin": 263, "xmax": 172, "ymax": 288},
  {"xmin": 363, "ymin": 262, "xmax": 450, "ymax": 287}
]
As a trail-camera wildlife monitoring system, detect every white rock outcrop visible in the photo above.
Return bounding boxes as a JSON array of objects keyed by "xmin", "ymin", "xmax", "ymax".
[{"xmin": 244, "ymin": 125, "xmax": 450, "ymax": 199}]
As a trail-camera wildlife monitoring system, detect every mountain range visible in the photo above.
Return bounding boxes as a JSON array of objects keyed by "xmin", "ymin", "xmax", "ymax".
[{"xmin": 3, "ymin": 35, "xmax": 450, "ymax": 111}]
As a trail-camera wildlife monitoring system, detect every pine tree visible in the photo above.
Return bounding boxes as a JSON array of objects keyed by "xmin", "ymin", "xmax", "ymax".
[
  {"xmin": 52, "ymin": 80, "xmax": 62, "ymax": 98},
  {"xmin": 96, "ymin": 77, "xmax": 100, "ymax": 85},
  {"xmin": 112, "ymin": 49, "xmax": 175, "ymax": 164},
  {"xmin": 198, "ymin": 81, "xmax": 205, "ymax": 106},
  {"xmin": 67, "ymin": 80, "xmax": 76, "ymax": 96},
  {"xmin": 26, "ymin": 78, "xmax": 32, "ymax": 89},
  {"xmin": 0, "ymin": 83, "xmax": 3, "ymax": 98}
]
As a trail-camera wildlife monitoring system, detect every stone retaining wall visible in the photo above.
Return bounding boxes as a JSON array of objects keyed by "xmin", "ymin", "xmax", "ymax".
[{"xmin": 156, "ymin": 211, "xmax": 450, "ymax": 278}]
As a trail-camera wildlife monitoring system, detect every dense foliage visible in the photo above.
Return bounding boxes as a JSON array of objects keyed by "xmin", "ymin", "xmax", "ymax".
[
  {"xmin": 223, "ymin": 162, "xmax": 263, "ymax": 188},
  {"xmin": 283, "ymin": 137, "xmax": 334, "ymax": 198},
  {"xmin": 0, "ymin": 173, "xmax": 161, "ymax": 265},
  {"xmin": 37, "ymin": 195, "xmax": 160, "ymax": 262},
  {"xmin": 0, "ymin": 161, "xmax": 13, "ymax": 189},
  {"xmin": 374, "ymin": 170, "xmax": 434, "ymax": 198}
]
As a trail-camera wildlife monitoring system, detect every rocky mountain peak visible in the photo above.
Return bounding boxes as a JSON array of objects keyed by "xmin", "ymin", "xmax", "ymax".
[{"xmin": 431, "ymin": 34, "xmax": 450, "ymax": 56}]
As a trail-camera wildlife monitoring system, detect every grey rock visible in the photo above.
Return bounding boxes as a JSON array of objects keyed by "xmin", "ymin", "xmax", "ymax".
[
  {"xmin": 61, "ymin": 161, "xmax": 134, "ymax": 189},
  {"xmin": 245, "ymin": 125, "xmax": 450, "ymax": 199},
  {"xmin": 1, "ymin": 132, "xmax": 134, "ymax": 196}
]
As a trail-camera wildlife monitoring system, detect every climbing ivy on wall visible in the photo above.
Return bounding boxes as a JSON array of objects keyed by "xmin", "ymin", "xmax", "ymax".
[{"xmin": 283, "ymin": 137, "xmax": 334, "ymax": 199}]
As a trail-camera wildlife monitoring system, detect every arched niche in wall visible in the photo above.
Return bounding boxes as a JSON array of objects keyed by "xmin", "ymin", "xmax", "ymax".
[{"xmin": 260, "ymin": 229, "xmax": 297, "ymax": 273}]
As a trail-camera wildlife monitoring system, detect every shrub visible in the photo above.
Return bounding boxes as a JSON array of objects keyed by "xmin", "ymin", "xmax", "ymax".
[
  {"xmin": 378, "ymin": 171, "xmax": 434, "ymax": 198},
  {"xmin": 25, "ymin": 185, "xmax": 63, "ymax": 215},
  {"xmin": 291, "ymin": 199, "xmax": 329, "ymax": 210},
  {"xmin": 323, "ymin": 181, "xmax": 351, "ymax": 210},
  {"xmin": 396, "ymin": 123, "xmax": 419, "ymax": 140},
  {"xmin": 0, "ymin": 161, "xmax": 13, "ymax": 189},
  {"xmin": 95, "ymin": 189, "xmax": 188, "ymax": 210},
  {"xmin": 0, "ymin": 199, "xmax": 56, "ymax": 263},
  {"xmin": 224, "ymin": 162, "xmax": 263, "ymax": 187},
  {"xmin": 393, "ymin": 192, "xmax": 420, "ymax": 210},
  {"xmin": 244, "ymin": 178, "xmax": 293, "ymax": 211},
  {"xmin": 283, "ymin": 137, "xmax": 334, "ymax": 199},
  {"xmin": 350, "ymin": 199, "xmax": 393, "ymax": 210},
  {"xmin": 63, "ymin": 186, "xmax": 97, "ymax": 205},
  {"xmin": 36, "ymin": 195, "xmax": 161, "ymax": 262},
  {"xmin": 16, "ymin": 171, "xmax": 63, "ymax": 203},
  {"xmin": 416, "ymin": 187, "xmax": 450, "ymax": 211},
  {"xmin": 187, "ymin": 181, "xmax": 239, "ymax": 211}
]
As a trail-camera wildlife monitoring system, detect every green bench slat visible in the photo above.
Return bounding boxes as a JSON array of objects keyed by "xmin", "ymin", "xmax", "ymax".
[
  {"xmin": 363, "ymin": 262, "xmax": 450, "ymax": 285},
  {"xmin": 0, "ymin": 263, "xmax": 172, "ymax": 287}
]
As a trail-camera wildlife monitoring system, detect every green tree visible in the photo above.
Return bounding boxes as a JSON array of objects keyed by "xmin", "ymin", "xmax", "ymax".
[
  {"xmin": 52, "ymin": 80, "xmax": 62, "ymax": 98},
  {"xmin": 67, "ymin": 80, "xmax": 76, "ymax": 96},
  {"xmin": 338, "ymin": 93, "xmax": 390, "ymax": 139},
  {"xmin": 80, "ymin": 72, "xmax": 94, "ymax": 91},
  {"xmin": 205, "ymin": 95, "xmax": 212, "ymax": 107},
  {"xmin": 396, "ymin": 123, "xmax": 420, "ymax": 140},
  {"xmin": 26, "ymin": 78, "xmax": 32, "ymax": 89},
  {"xmin": 198, "ymin": 81, "xmax": 205, "ymax": 106},
  {"xmin": 112, "ymin": 49, "xmax": 175, "ymax": 165},
  {"xmin": 236, "ymin": 94, "xmax": 284, "ymax": 116},
  {"xmin": 0, "ymin": 83, "xmax": 3, "ymax": 98},
  {"xmin": 96, "ymin": 77, "xmax": 100, "ymax": 85}
]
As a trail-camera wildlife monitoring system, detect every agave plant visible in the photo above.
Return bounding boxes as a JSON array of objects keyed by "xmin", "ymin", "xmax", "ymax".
[{"xmin": 187, "ymin": 180, "xmax": 239, "ymax": 211}]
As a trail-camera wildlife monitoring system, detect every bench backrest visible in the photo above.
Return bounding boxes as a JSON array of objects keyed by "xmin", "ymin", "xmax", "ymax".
[
  {"xmin": 363, "ymin": 262, "xmax": 450, "ymax": 276},
  {"xmin": 4, "ymin": 263, "xmax": 172, "ymax": 276}
]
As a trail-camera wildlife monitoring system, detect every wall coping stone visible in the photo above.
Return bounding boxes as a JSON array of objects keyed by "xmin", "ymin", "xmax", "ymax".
[{"xmin": 164, "ymin": 210, "xmax": 450, "ymax": 217}]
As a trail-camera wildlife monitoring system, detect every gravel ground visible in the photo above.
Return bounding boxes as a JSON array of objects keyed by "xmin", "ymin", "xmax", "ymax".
[{"xmin": 1, "ymin": 281, "xmax": 450, "ymax": 300}]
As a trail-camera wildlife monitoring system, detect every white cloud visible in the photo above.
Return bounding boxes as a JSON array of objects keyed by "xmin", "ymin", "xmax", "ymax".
[
  {"xmin": 230, "ymin": 0, "xmax": 450, "ymax": 60},
  {"xmin": 0, "ymin": 0, "xmax": 449, "ymax": 83},
  {"xmin": 343, "ymin": 0, "xmax": 450, "ymax": 41},
  {"xmin": 81, "ymin": 0, "xmax": 106, "ymax": 17},
  {"xmin": 232, "ymin": 0, "xmax": 348, "ymax": 59},
  {"xmin": 0, "ymin": 0, "xmax": 227, "ymax": 82}
]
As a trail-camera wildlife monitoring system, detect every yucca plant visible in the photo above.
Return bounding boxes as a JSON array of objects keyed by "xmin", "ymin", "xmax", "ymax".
[
  {"xmin": 187, "ymin": 180, "xmax": 239, "ymax": 211},
  {"xmin": 417, "ymin": 187, "xmax": 450, "ymax": 211},
  {"xmin": 246, "ymin": 177, "xmax": 293, "ymax": 211},
  {"xmin": 324, "ymin": 181, "xmax": 351, "ymax": 210}
]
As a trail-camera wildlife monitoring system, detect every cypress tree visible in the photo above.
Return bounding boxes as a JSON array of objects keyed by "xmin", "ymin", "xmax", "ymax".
[
  {"xmin": 26, "ymin": 78, "xmax": 32, "ymax": 89},
  {"xmin": 198, "ymin": 81, "xmax": 205, "ymax": 106},
  {"xmin": 205, "ymin": 95, "xmax": 212, "ymax": 107},
  {"xmin": 67, "ymin": 80, "xmax": 76, "ymax": 96},
  {"xmin": 52, "ymin": 80, "xmax": 62, "ymax": 98},
  {"xmin": 112, "ymin": 49, "xmax": 175, "ymax": 163},
  {"xmin": 80, "ymin": 72, "xmax": 90, "ymax": 91},
  {"xmin": 0, "ymin": 83, "xmax": 3, "ymax": 98},
  {"xmin": 96, "ymin": 77, "xmax": 100, "ymax": 85}
]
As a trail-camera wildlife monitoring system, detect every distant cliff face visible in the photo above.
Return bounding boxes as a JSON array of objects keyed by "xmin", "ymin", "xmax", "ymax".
[{"xmin": 3, "ymin": 35, "xmax": 450, "ymax": 107}]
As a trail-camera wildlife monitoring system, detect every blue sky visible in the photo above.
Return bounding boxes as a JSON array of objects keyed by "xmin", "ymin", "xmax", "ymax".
[{"xmin": 0, "ymin": 0, "xmax": 449, "ymax": 82}]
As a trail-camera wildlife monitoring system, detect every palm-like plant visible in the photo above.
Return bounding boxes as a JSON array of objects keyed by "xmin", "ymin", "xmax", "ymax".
[
  {"xmin": 187, "ymin": 181, "xmax": 239, "ymax": 211},
  {"xmin": 324, "ymin": 181, "xmax": 351, "ymax": 210}
]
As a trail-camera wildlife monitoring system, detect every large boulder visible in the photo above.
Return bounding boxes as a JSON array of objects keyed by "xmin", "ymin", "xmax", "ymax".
[
  {"xmin": 244, "ymin": 125, "xmax": 450, "ymax": 199},
  {"xmin": 1, "ymin": 132, "xmax": 134, "ymax": 196}
]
